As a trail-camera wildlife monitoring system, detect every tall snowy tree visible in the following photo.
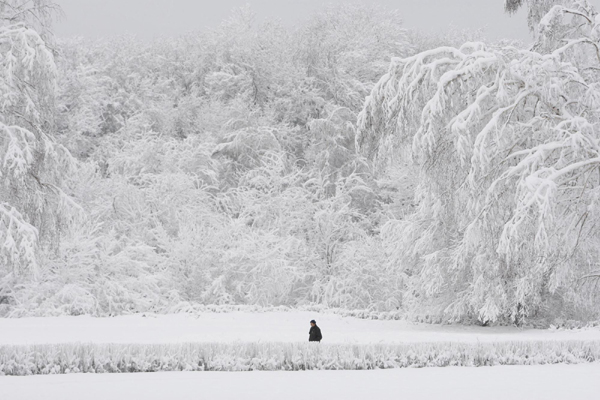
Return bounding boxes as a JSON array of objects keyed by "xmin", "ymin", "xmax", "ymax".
[
  {"xmin": 358, "ymin": 0, "xmax": 600, "ymax": 323},
  {"xmin": 0, "ymin": 0, "xmax": 77, "ymax": 278}
]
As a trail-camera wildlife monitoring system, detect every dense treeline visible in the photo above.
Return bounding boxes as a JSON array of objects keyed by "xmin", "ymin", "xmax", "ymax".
[
  {"xmin": 1, "ymin": 3, "xmax": 427, "ymax": 316},
  {"xmin": 1, "ymin": 0, "xmax": 599, "ymax": 324}
]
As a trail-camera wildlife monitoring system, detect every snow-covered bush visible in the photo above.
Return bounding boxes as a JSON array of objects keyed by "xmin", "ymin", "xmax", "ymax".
[{"xmin": 1, "ymin": 340, "xmax": 599, "ymax": 375}]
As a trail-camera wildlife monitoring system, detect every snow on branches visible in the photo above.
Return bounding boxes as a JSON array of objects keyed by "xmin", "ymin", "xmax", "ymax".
[
  {"xmin": 0, "ymin": 203, "xmax": 37, "ymax": 275},
  {"xmin": 1, "ymin": 1, "xmax": 78, "ymax": 280},
  {"xmin": 358, "ymin": 0, "xmax": 600, "ymax": 323}
]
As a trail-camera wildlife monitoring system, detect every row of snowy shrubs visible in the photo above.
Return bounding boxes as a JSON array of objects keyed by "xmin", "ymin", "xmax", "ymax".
[{"xmin": 1, "ymin": 341, "xmax": 599, "ymax": 375}]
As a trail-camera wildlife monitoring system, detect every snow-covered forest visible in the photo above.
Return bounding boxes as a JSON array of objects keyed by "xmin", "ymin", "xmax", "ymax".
[{"xmin": 2, "ymin": 0, "xmax": 600, "ymax": 327}]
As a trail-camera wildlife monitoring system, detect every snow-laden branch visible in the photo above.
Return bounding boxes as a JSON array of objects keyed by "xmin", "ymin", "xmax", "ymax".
[{"xmin": 357, "ymin": 1, "xmax": 600, "ymax": 323}]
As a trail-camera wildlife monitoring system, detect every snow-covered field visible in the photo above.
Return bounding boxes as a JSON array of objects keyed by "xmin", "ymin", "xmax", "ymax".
[
  {"xmin": 1, "ymin": 311, "xmax": 599, "ymax": 345},
  {"xmin": 2, "ymin": 363, "xmax": 599, "ymax": 400},
  {"xmin": 2, "ymin": 312, "xmax": 600, "ymax": 398}
]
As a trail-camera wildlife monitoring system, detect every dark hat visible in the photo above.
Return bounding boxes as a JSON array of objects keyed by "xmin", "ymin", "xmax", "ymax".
[{"xmin": 310, "ymin": 320, "xmax": 316, "ymax": 324}]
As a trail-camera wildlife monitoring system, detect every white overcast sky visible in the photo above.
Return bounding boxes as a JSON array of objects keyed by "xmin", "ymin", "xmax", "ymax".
[{"xmin": 54, "ymin": 0, "xmax": 600, "ymax": 42}]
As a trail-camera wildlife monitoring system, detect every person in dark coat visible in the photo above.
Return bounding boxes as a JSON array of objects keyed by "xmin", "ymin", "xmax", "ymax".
[{"xmin": 309, "ymin": 320, "xmax": 322, "ymax": 342}]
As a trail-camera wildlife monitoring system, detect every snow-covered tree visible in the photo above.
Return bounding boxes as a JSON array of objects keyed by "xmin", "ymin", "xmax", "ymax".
[
  {"xmin": 296, "ymin": 4, "xmax": 412, "ymax": 111},
  {"xmin": 358, "ymin": 0, "xmax": 600, "ymax": 323},
  {"xmin": 0, "ymin": 0, "xmax": 78, "ymax": 279},
  {"xmin": 505, "ymin": 0, "xmax": 567, "ymax": 31}
]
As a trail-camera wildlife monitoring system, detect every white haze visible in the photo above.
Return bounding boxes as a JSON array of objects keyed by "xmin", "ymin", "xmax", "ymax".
[{"xmin": 54, "ymin": 0, "xmax": 537, "ymax": 41}]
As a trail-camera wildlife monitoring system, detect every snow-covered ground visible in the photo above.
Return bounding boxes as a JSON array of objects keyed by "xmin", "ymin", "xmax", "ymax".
[
  {"xmin": 0, "ymin": 311, "xmax": 598, "ymax": 345},
  {"xmin": 2, "ymin": 312, "xmax": 599, "ymax": 398},
  {"xmin": 2, "ymin": 363, "xmax": 599, "ymax": 400}
]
